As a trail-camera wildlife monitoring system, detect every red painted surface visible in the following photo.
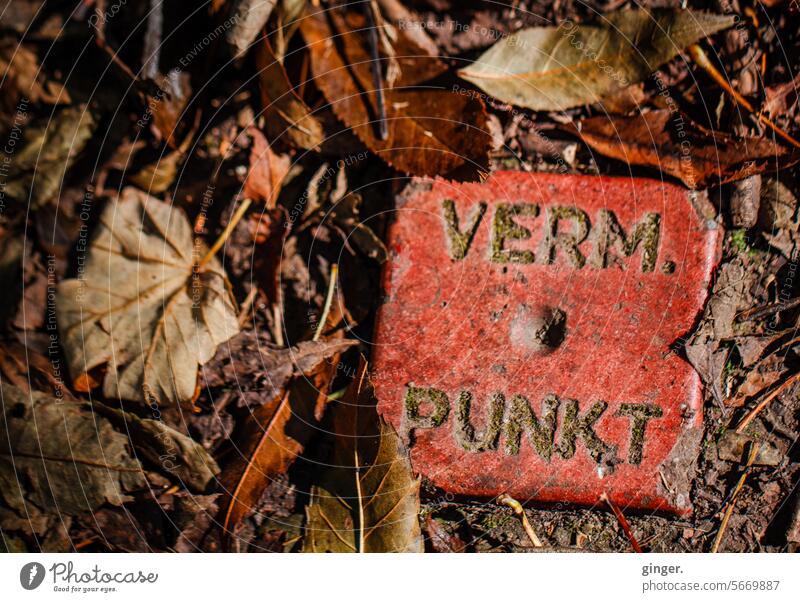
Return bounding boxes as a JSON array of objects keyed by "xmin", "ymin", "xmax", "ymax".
[{"xmin": 372, "ymin": 172, "xmax": 722, "ymax": 514}]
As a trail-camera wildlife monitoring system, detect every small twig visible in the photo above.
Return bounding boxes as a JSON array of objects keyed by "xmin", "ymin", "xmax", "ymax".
[
  {"xmin": 498, "ymin": 493, "xmax": 543, "ymax": 547},
  {"xmin": 313, "ymin": 264, "xmax": 339, "ymax": 341},
  {"xmin": 711, "ymin": 443, "xmax": 760, "ymax": 552},
  {"xmin": 735, "ymin": 372, "xmax": 800, "ymax": 434},
  {"xmin": 363, "ymin": 2, "xmax": 389, "ymax": 140},
  {"xmin": 271, "ymin": 303, "xmax": 285, "ymax": 347},
  {"xmin": 95, "ymin": 36, "xmax": 142, "ymax": 83},
  {"xmin": 198, "ymin": 198, "xmax": 252, "ymax": 269},
  {"xmin": 74, "ymin": 537, "xmax": 97, "ymax": 551},
  {"xmin": 237, "ymin": 287, "xmax": 259, "ymax": 326},
  {"xmin": 601, "ymin": 492, "xmax": 642, "ymax": 553},
  {"xmin": 736, "ymin": 296, "xmax": 800, "ymax": 322},
  {"xmin": 689, "ymin": 44, "xmax": 800, "ymax": 149}
]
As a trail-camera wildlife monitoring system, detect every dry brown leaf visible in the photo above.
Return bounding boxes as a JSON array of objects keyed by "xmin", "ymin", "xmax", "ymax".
[
  {"xmin": 726, "ymin": 368, "xmax": 785, "ymax": 408},
  {"xmin": 759, "ymin": 178, "xmax": 800, "ymax": 258},
  {"xmin": 598, "ymin": 83, "xmax": 648, "ymax": 115},
  {"xmin": 0, "ymin": 383, "xmax": 146, "ymax": 520},
  {"xmin": 243, "ymin": 126, "xmax": 291, "ymax": 207},
  {"xmin": 376, "ymin": 0, "xmax": 439, "ymax": 58},
  {"xmin": 571, "ymin": 110, "xmax": 800, "ymax": 188},
  {"xmin": 218, "ymin": 338, "xmax": 357, "ymax": 540},
  {"xmin": 303, "ymin": 359, "xmax": 423, "ymax": 553},
  {"xmin": 56, "ymin": 187, "xmax": 240, "ymax": 408},
  {"xmin": 226, "ymin": 0, "xmax": 278, "ymax": 58},
  {"xmin": 2, "ymin": 105, "xmax": 95, "ymax": 207},
  {"xmin": 0, "ymin": 340, "xmax": 75, "ymax": 401},
  {"xmin": 300, "ymin": 7, "xmax": 491, "ymax": 181},
  {"xmin": 458, "ymin": 9, "xmax": 734, "ymax": 112},
  {"xmin": 255, "ymin": 36, "xmax": 325, "ymax": 150},
  {"xmin": 149, "ymin": 70, "xmax": 192, "ymax": 149},
  {"xmin": 0, "ymin": 42, "xmax": 70, "ymax": 116},
  {"xmin": 93, "ymin": 404, "xmax": 220, "ymax": 491},
  {"xmin": 762, "ymin": 73, "xmax": 800, "ymax": 118},
  {"xmin": 424, "ymin": 513, "xmax": 468, "ymax": 553}
]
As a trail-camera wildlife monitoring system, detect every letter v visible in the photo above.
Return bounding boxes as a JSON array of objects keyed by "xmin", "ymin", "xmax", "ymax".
[{"xmin": 442, "ymin": 199, "xmax": 487, "ymax": 260}]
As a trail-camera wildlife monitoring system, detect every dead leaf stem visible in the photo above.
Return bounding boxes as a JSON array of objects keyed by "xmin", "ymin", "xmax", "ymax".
[
  {"xmin": 313, "ymin": 263, "xmax": 339, "ymax": 341},
  {"xmin": 198, "ymin": 198, "xmax": 252, "ymax": 269},
  {"xmin": 237, "ymin": 287, "xmax": 259, "ymax": 326}
]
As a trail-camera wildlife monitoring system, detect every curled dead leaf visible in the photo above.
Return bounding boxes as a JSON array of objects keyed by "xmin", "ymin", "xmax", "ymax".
[
  {"xmin": 570, "ymin": 110, "xmax": 800, "ymax": 188},
  {"xmin": 0, "ymin": 42, "xmax": 70, "ymax": 116},
  {"xmin": 300, "ymin": 7, "xmax": 491, "ymax": 181},
  {"xmin": 2, "ymin": 105, "xmax": 95, "ymax": 207},
  {"xmin": 94, "ymin": 404, "xmax": 220, "ymax": 491},
  {"xmin": 226, "ymin": 0, "xmax": 278, "ymax": 58}
]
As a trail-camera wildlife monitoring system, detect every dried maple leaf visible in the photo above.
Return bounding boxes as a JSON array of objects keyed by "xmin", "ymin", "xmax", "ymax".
[
  {"xmin": 303, "ymin": 359, "xmax": 423, "ymax": 553},
  {"xmin": 218, "ymin": 338, "xmax": 357, "ymax": 540},
  {"xmin": 459, "ymin": 9, "xmax": 734, "ymax": 112},
  {"xmin": 300, "ymin": 7, "xmax": 491, "ymax": 181},
  {"xmin": 56, "ymin": 187, "xmax": 240, "ymax": 408},
  {"xmin": 571, "ymin": 110, "xmax": 800, "ymax": 188}
]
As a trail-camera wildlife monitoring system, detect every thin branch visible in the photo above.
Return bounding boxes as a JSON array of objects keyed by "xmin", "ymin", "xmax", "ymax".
[
  {"xmin": 498, "ymin": 493, "xmax": 543, "ymax": 547},
  {"xmin": 601, "ymin": 492, "xmax": 642, "ymax": 553},
  {"xmin": 711, "ymin": 443, "xmax": 760, "ymax": 552},
  {"xmin": 689, "ymin": 44, "xmax": 800, "ymax": 149},
  {"xmin": 736, "ymin": 296, "xmax": 800, "ymax": 322}
]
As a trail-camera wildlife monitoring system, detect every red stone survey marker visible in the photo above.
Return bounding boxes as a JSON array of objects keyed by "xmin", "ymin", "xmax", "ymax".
[{"xmin": 372, "ymin": 172, "xmax": 721, "ymax": 514}]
